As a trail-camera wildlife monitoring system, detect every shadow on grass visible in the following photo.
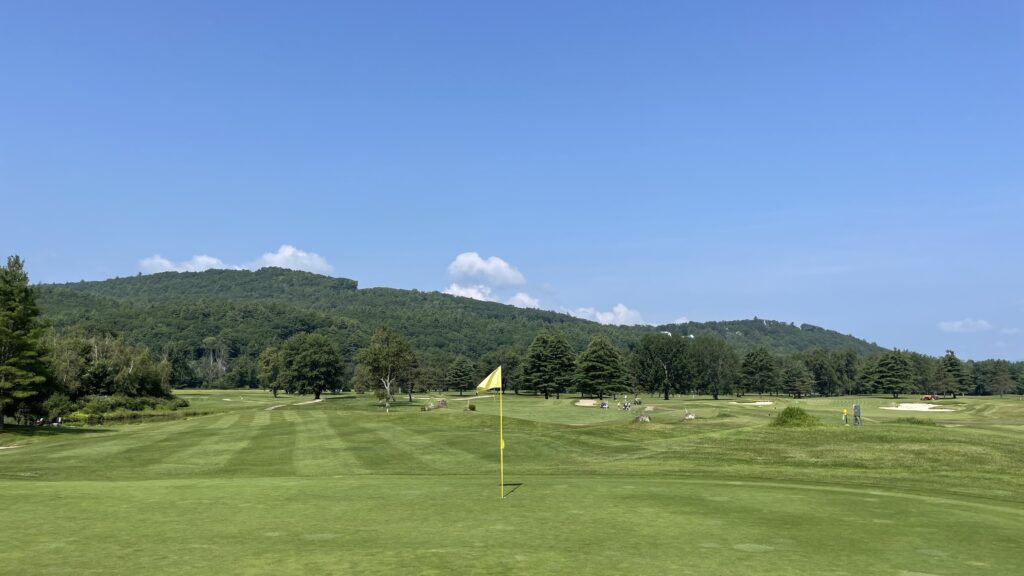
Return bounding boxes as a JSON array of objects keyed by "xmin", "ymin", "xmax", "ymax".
[
  {"xmin": 1, "ymin": 425, "xmax": 113, "ymax": 439},
  {"xmin": 503, "ymin": 482, "xmax": 523, "ymax": 498}
]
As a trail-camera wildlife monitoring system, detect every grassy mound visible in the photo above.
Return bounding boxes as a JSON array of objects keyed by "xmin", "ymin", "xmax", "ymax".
[{"xmin": 771, "ymin": 406, "xmax": 821, "ymax": 427}]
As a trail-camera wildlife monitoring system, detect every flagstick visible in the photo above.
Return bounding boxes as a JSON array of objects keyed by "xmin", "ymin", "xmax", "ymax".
[{"xmin": 499, "ymin": 384, "xmax": 504, "ymax": 499}]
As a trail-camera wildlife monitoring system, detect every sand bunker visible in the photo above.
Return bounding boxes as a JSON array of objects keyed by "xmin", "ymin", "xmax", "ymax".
[
  {"xmin": 0, "ymin": 445, "xmax": 24, "ymax": 451},
  {"xmin": 880, "ymin": 403, "xmax": 955, "ymax": 412},
  {"xmin": 575, "ymin": 399, "xmax": 598, "ymax": 407},
  {"xmin": 294, "ymin": 398, "xmax": 324, "ymax": 406},
  {"xmin": 265, "ymin": 404, "xmax": 286, "ymax": 411},
  {"xmin": 730, "ymin": 401, "xmax": 774, "ymax": 406}
]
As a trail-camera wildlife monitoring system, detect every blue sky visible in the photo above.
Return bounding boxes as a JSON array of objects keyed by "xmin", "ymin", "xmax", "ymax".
[{"xmin": 1, "ymin": 1, "xmax": 1021, "ymax": 360}]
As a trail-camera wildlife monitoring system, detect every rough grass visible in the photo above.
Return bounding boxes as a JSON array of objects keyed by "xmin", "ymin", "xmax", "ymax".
[
  {"xmin": 894, "ymin": 416, "xmax": 939, "ymax": 426},
  {"xmin": 1, "ymin": 391, "xmax": 1023, "ymax": 575}
]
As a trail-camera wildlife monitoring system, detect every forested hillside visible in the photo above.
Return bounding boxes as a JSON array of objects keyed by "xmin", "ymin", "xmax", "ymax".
[{"xmin": 37, "ymin": 268, "xmax": 883, "ymax": 363}]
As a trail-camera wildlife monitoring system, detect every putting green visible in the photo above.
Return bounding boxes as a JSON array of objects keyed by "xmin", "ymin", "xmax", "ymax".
[{"xmin": 1, "ymin": 392, "xmax": 1022, "ymax": 575}]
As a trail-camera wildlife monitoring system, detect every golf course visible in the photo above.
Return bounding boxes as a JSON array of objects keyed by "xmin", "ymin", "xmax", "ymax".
[{"xmin": 2, "ymin": 392, "xmax": 1021, "ymax": 575}]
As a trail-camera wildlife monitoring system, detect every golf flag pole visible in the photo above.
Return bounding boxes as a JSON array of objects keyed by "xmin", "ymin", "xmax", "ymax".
[{"xmin": 476, "ymin": 366, "xmax": 504, "ymax": 499}]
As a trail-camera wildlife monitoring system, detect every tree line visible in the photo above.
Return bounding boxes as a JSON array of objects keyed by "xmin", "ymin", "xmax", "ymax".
[{"xmin": 4, "ymin": 256, "xmax": 1023, "ymax": 427}]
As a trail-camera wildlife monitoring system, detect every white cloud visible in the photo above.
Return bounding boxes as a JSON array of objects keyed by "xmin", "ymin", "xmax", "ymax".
[
  {"xmin": 572, "ymin": 303, "xmax": 643, "ymax": 326},
  {"xmin": 443, "ymin": 283, "xmax": 496, "ymax": 301},
  {"xmin": 507, "ymin": 292, "xmax": 540, "ymax": 308},
  {"xmin": 252, "ymin": 245, "xmax": 333, "ymax": 274},
  {"xmin": 1001, "ymin": 327, "xmax": 1023, "ymax": 335},
  {"xmin": 938, "ymin": 319, "xmax": 992, "ymax": 333},
  {"xmin": 139, "ymin": 254, "xmax": 232, "ymax": 273},
  {"xmin": 140, "ymin": 245, "xmax": 332, "ymax": 275},
  {"xmin": 673, "ymin": 316, "xmax": 690, "ymax": 324},
  {"xmin": 447, "ymin": 252, "xmax": 525, "ymax": 286}
]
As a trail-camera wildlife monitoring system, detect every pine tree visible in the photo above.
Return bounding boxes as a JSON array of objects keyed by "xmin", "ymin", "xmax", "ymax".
[
  {"xmin": 523, "ymin": 332, "xmax": 576, "ymax": 399},
  {"xmin": 867, "ymin": 350, "xmax": 914, "ymax": 398},
  {"xmin": 936, "ymin": 350, "xmax": 969, "ymax": 398},
  {"xmin": 780, "ymin": 358, "xmax": 813, "ymax": 399},
  {"xmin": 739, "ymin": 346, "xmax": 777, "ymax": 396},
  {"xmin": 0, "ymin": 256, "xmax": 49, "ymax": 428},
  {"xmin": 576, "ymin": 336, "xmax": 626, "ymax": 400},
  {"xmin": 445, "ymin": 356, "xmax": 476, "ymax": 396}
]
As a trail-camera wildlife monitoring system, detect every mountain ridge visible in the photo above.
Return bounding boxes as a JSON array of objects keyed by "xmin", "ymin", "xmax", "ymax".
[{"xmin": 36, "ymin": 267, "xmax": 886, "ymax": 361}]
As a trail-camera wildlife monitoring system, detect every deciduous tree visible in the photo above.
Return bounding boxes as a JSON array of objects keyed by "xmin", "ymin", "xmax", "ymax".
[
  {"xmin": 356, "ymin": 327, "xmax": 416, "ymax": 412},
  {"xmin": 280, "ymin": 333, "xmax": 343, "ymax": 400}
]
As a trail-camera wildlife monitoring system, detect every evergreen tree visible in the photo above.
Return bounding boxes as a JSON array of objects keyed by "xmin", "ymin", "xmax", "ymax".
[
  {"xmin": 523, "ymin": 332, "xmax": 576, "ymax": 399},
  {"xmin": 936, "ymin": 350, "xmax": 969, "ymax": 398},
  {"xmin": 867, "ymin": 350, "xmax": 915, "ymax": 398},
  {"xmin": 576, "ymin": 336, "xmax": 626, "ymax": 400},
  {"xmin": 739, "ymin": 346, "xmax": 776, "ymax": 396},
  {"xmin": 780, "ymin": 357, "xmax": 814, "ymax": 398},
  {"xmin": 0, "ymin": 256, "xmax": 49, "ymax": 428},
  {"xmin": 445, "ymin": 356, "xmax": 476, "ymax": 396}
]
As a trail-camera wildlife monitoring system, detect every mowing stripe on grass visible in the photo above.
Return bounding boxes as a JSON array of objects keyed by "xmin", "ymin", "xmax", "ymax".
[
  {"xmin": 223, "ymin": 418, "xmax": 299, "ymax": 477},
  {"xmin": 145, "ymin": 412, "xmax": 264, "ymax": 478},
  {"xmin": 292, "ymin": 410, "xmax": 364, "ymax": 476}
]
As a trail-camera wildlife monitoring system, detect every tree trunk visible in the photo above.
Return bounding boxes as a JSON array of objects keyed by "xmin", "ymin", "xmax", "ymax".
[
  {"xmin": 556, "ymin": 391, "xmax": 560, "ymax": 399},
  {"xmin": 663, "ymin": 386, "xmax": 669, "ymax": 401},
  {"xmin": 408, "ymin": 388, "xmax": 413, "ymax": 402},
  {"xmin": 314, "ymin": 389, "xmax": 321, "ymax": 400},
  {"xmin": 544, "ymin": 390, "xmax": 549, "ymax": 399}
]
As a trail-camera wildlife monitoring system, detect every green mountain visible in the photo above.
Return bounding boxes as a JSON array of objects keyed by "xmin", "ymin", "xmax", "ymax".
[{"xmin": 36, "ymin": 267, "xmax": 885, "ymax": 365}]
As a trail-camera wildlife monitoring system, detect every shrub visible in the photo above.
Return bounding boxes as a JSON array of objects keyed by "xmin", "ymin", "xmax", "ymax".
[
  {"xmin": 43, "ymin": 393, "xmax": 79, "ymax": 419},
  {"xmin": 164, "ymin": 398, "xmax": 190, "ymax": 410},
  {"xmin": 771, "ymin": 406, "xmax": 821, "ymax": 427},
  {"xmin": 467, "ymin": 404, "xmax": 476, "ymax": 411}
]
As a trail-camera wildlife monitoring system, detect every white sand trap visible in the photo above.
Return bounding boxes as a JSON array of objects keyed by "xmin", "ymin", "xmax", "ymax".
[
  {"xmin": 0, "ymin": 445, "xmax": 24, "ymax": 451},
  {"xmin": 265, "ymin": 404, "xmax": 286, "ymax": 411},
  {"xmin": 294, "ymin": 399, "xmax": 324, "ymax": 406},
  {"xmin": 880, "ymin": 403, "xmax": 955, "ymax": 412},
  {"xmin": 575, "ymin": 399, "xmax": 598, "ymax": 407},
  {"xmin": 730, "ymin": 401, "xmax": 774, "ymax": 406},
  {"xmin": 450, "ymin": 395, "xmax": 493, "ymax": 401}
]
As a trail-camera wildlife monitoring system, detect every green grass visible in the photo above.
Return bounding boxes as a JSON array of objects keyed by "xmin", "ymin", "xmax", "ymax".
[{"xmin": 2, "ymin": 392, "xmax": 1023, "ymax": 575}]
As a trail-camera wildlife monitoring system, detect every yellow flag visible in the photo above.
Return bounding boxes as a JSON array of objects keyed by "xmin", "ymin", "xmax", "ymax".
[{"xmin": 476, "ymin": 366, "xmax": 502, "ymax": 392}]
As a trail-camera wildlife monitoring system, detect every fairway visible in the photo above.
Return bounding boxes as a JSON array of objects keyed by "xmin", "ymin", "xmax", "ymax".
[{"xmin": 2, "ymin": 392, "xmax": 1023, "ymax": 575}]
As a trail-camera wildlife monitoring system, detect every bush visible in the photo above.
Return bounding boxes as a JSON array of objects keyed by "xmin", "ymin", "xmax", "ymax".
[
  {"xmin": 467, "ymin": 404, "xmax": 476, "ymax": 411},
  {"xmin": 771, "ymin": 406, "xmax": 821, "ymax": 427},
  {"xmin": 43, "ymin": 393, "xmax": 79, "ymax": 419},
  {"xmin": 81, "ymin": 395, "xmax": 189, "ymax": 415}
]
